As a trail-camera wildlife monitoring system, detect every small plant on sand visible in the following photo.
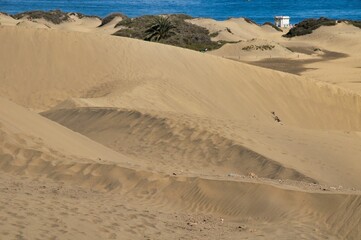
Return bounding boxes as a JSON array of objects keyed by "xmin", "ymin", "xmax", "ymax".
[
  {"xmin": 226, "ymin": 27, "xmax": 233, "ymax": 34},
  {"xmin": 144, "ymin": 16, "xmax": 175, "ymax": 42},
  {"xmin": 244, "ymin": 18, "xmax": 258, "ymax": 25}
]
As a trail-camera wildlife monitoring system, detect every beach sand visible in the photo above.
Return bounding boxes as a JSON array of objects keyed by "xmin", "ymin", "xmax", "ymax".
[{"xmin": 1, "ymin": 13, "xmax": 361, "ymax": 239}]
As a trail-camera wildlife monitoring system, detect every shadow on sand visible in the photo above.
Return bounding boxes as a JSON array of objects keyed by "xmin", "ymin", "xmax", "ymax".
[{"xmin": 242, "ymin": 47, "xmax": 348, "ymax": 75}]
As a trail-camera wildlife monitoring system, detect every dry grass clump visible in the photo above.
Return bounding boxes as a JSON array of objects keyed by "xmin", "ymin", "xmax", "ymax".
[{"xmin": 242, "ymin": 45, "xmax": 275, "ymax": 51}]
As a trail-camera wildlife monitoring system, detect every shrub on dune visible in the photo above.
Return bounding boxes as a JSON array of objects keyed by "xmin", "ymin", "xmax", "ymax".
[
  {"xmin": 144, "ymin": 16, "xmax": 175, "ymax": 42},
  {"xmin": 283, "ymin": 17, "xmax": 337, "ymax": 38},
  {"xmin": 113, "ymin": 14, "xmax": 224, "ymax": 51},
  {"xmin": 12, "ymin": 10, "xmax": 99, "ymax": 24}
]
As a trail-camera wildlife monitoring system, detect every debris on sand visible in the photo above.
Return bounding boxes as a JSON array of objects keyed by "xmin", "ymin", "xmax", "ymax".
[
  {"xmin": 271, "ymin": 111, "xmax": 282, "ymax": 123},
  {"xmin": 248, "ymin": 172, "xmax": 258, "ymax": 178}
]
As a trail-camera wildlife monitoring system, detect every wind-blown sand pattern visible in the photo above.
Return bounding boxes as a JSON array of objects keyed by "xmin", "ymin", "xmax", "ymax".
[{"xmin": 1, "ymin": 13, "xmax": 361, "ymax": 239}]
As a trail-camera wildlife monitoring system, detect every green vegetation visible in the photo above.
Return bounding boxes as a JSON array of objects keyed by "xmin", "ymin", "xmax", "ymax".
[
  {"xmin": 98, "ymin": 13, "xmax": 128, "ymax": 27},
  {"xmin": 144, "ymin": 16, "xmax": 176, "ymax": 41},
  {"xmin": 12, "ymin": 10, "xmax": 70, "ymax": 24},
  {"xmin": 284, "ymin": 18, "xmax": 361, "ymax": 38},
  {"xmin": 12, "ymin": 10, "xmax": 99, "ymax": 24},
  {"xmin": 113, "ymin": 14, "xmax": 225, "ymax": 51},
  {"xmin": 283, "ymin": 17, "xmax": 336, "ymax": 38}
]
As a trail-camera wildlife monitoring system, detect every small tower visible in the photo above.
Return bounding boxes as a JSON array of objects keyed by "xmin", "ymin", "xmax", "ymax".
[{"xmin": 274, "ymin": 16, "xmax": 290, "ymax": 28}]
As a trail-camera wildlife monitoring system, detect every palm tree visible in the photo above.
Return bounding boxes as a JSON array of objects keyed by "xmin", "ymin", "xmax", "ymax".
[{"xmin": 144, "ymin": 16, "xmax": 175, "ymax": 42}]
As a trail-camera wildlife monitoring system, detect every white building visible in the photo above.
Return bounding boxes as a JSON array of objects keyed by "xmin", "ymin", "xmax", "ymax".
[{"xmin": 274, "ymin": 16, "xmax": 290, "ymax": 28}]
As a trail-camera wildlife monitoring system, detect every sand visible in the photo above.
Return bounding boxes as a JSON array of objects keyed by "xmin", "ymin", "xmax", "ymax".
[
  {"xmin": 187, "ymin": 17, "xmax": 282, "ymax": 42},
  {"xmin": 1, "ymin": 13, "xmax": 361, "ymax": 239},
  {"xmin": 192, "ymin": 18, "xmax": 361, "ymax": 94}
]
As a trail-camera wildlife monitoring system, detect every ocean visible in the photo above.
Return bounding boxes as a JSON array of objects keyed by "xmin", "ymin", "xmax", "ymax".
[{"xmin": 1, "ymin": 0, "xmax": 361, "ymax": 24}]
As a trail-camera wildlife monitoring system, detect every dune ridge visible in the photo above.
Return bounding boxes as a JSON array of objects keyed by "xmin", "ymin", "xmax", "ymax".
[
  {"xmin": 42, "ymin": 105, "xmax": 361, "ymax": 188},
  {"xmin": 42, "ymin": 107, "xmax": 317, "ymax": 182}
]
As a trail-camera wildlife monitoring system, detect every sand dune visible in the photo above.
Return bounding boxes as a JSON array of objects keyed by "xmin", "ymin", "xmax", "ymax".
[
  {"xmin": 2, "ymin": 23, "xmax": 361, "ymax": 183},
  {"xmin": 1, "ymin": 25, "xmax": 361, "ymax": 131},
  {"xmin": 15, "ymin": 20, "xmax": 50, "ymax": 29},
  {"xmin": 2, "ymin": 167, "xmax": 361, "ymax": 239},
  {"xmin": 291, "ymin": 23, "xmax": 361, "ymax": 92},
  {"xmin": 1, "ymin": 17, "xmax": 361, "ymax": 239},
  {"xmin": 0, "ymin": 13, "xmax": 18, "ymax": 25},
  {"xmin": 0, "ymin": 13, "xmax": 119, "ymax": 34},
  {"xmin": 210, "ymin": 38, "xmax": 298, "ymax": 60},
  {"xmin": 0, "ymin": 97, "xmax": 133, "ymax": 167},
  {"xmin": 42, "ymin": 106, "xmax": 361, "ymax": 188},
  {"xmin": 42, "ymin": 107, "xmax": 317, "ymax": 182},
  {"xmin": 187, "ymin": 17, "xmax": 282, "ymax": 42},
  {"xmin": 206, "ymin": 22, "xmax": 361, "ymax": 94},
  {"xmin": 1, "ymin": 99, "xmax": 361, "ymax": 239}
]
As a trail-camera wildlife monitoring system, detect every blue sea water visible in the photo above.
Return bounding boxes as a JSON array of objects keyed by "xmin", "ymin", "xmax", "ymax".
[{"xmin": 0, "ymin": 0, "xmax": 360, "ymax": 24}]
